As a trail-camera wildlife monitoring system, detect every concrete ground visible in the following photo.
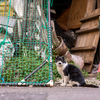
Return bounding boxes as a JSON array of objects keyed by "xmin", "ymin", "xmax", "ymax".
[{"xmin": 0, "ymin": 86, "xmax": 100, "ymax": 100}]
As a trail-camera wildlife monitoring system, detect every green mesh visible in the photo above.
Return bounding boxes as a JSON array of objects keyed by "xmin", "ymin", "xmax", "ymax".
[{"xmin": 0, "ymin": 0, "xmax": 53, "ymax": 86}]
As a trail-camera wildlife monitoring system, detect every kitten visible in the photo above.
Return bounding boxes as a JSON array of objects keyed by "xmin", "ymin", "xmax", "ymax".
[{"xmin": 55, "ymin": 56, "xmax": 99, "ymax": 88}]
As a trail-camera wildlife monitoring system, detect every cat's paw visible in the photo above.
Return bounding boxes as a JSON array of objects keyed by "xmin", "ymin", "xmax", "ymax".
[
  {"xmin": 67, "ymin": 84, "xmax": 72, "ymax": 87},
  {"xmin": 60, "ymin": 83, "xmax": 66, "ymax": 86}
]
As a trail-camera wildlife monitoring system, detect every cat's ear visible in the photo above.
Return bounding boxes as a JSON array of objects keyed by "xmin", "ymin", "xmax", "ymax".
[{"xmin": 62, "ymin": 56, "xmax": 65, "ymax": 60}]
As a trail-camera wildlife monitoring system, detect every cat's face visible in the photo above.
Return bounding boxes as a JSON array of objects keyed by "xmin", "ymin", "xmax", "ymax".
[{"xmin": 55, "ymin": 56, "xmax": 66, "ymax": 66}]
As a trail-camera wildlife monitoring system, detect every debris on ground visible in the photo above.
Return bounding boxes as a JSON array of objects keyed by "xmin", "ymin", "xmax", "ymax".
[
  {"xmin": 54, "ymin": 74, "xmax": 100, "ymax": 86},
  {"xmin": 91, "ymin": 64, "xmax": 99, "ymax": 74}
]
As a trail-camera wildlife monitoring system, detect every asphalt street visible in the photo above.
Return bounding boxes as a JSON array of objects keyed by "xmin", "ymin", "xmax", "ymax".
[{"xmin": 0, "ymin": 86, "xmax": 100, "ymax": 100}]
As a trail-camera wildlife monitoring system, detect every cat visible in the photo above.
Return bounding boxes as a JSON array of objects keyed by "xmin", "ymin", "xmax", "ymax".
[{"xmin": 55, "ymin": 56, "xmax": 99, "ymax": 88}]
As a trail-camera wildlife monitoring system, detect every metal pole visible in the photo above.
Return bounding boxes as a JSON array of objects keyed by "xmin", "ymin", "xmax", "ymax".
[
  {"xmin": 0, "ymin": 83, "xmax": 50, "ymax": 87},
  {"xmin": 48, "ymin": 1, "xmax": 51, "ymax": 28},
  {"xmin": 48, "ymin": 0, "xmax": 53, "ymax": 81},
  {"xmin": 21, "ymin": 60, "xmax": 48, "ymax": 81}
]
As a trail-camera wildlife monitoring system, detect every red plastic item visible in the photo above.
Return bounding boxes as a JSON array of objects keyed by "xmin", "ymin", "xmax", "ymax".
[{"xmin": 98, "ymin": 62, "xmax": 100, "ymax": 73}]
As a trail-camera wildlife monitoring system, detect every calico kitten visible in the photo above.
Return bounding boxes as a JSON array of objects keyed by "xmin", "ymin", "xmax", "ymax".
[{"xmin": 55, "ymin": 56, "xmax": 99, "ymax": 88}]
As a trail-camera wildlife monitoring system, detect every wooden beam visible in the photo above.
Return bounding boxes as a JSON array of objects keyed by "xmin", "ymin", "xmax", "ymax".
[
  {"xmin": 85, "ymin": 0, "xmax": 96, "ymax": 14},
  {"xmin": 57, "ymin": 22, "xmax": 68, "ymax": 31},
  {"xmin": 67, "ymin": 0, "xmax": 87, "ymax": 29},
  {"xmin": 71, "ymin": 46, "xmax": 96, "ymax": 51},
  {"xmin": 84, "ymin": 60, "xmax": 92, "ymax": 64},
  {"xmin": 80, "ymin": 12, "xmax": 100, "ymax": 22},
  {"xmin": 75, "ymin": 26, "xmax": 99, "ymax": 34},
  {"xmin": 97, "ymin": 0, "xmax": 100, "ymax": 8}
]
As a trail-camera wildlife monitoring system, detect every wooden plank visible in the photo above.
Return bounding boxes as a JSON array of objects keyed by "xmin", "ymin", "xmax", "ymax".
[
  {"xmin": 76, "ymin": 20, "xmax": 92, "ymax": 47},
  {"xmin": 76, "ymin": 26, "xmax": 99, "ymax": 34},
  {"xmin": 57, "ymin": 22, "xmax": 68, "ymax": 31},
  {"xmin": 77, "ymin": 20, "xmax": 92, "ymax": 48},
  {"xmin": 84, "ymin": 0, "xmax": 96, "ymax": 17},
  {"xmin": 67, "ymin": 0, "xmax": 87, "ymax": 29},
  {"xmin": 76, "ymin": 18, "xmax": 99, "ymax": 47},
  {"xmin": 83, "ymin": 64, "xmax": 93, "ymax": 72},
  {"xmin": 75, "ymin": 31, "xmax": 99, "ymax": 72},
  {"xmin": 85, "ymin": 33, "xmax": 92, "ymax": 46},
  {"xmin": 89, "ymin": 31, "xmax": 99, "ymax": 46},
  {"xmin": 71, "ymin": 0, "xmax": 100, "ymax": 72},
  {"xmin": 71, "ymin": 51, "xmax": 91, "ymax": 61},
  {"xmin": 57, "ymin": 6, "xmax": 70, "ymax": 27},
  {"xmin": 84, "ymin": 60, "xmax": 92, "ymax": 64},
  {"xmin": 71, "ymin": 46, "xmax": 96, "ymax": 51},
  {"xmin": 93, "ymin": 8, "xmax": 100, "ymax": 14},
  {"xmin": 72, "ymin": 51, "xmax": 95, "ymax": 72},
  {"xmin": 73, "ymin": 29, "xmax": 99, "ymax": 73},
  {"xmin": 80, "ymin": 20, "xmax": 92, "ymax": 30},
  {"xmin": 92, "ymin": 31, "xmax": 100, "ymax": 46},
  {"xmin": 80, "ymin": 12, "xmax": 100, "ymax": 22},
  {"xmin": 90, "ymin": 19, "xmax": 99, "ymax": 28},
  {"xmin": 75, "ymin": 34, "xmax": 87, "ymax": 47},
  {"xmin": 83, "ymin": 51, "xmax": 95, "ymax": 72},
  {"xmin": 97, "ymin": 0, "xmax": 100, "ymax": 8}
]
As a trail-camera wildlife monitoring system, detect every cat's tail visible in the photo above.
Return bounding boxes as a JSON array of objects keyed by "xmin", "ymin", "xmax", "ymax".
[{"xmin": 82, "ymin": 83, "xmax": 99, "ymax": 88}]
